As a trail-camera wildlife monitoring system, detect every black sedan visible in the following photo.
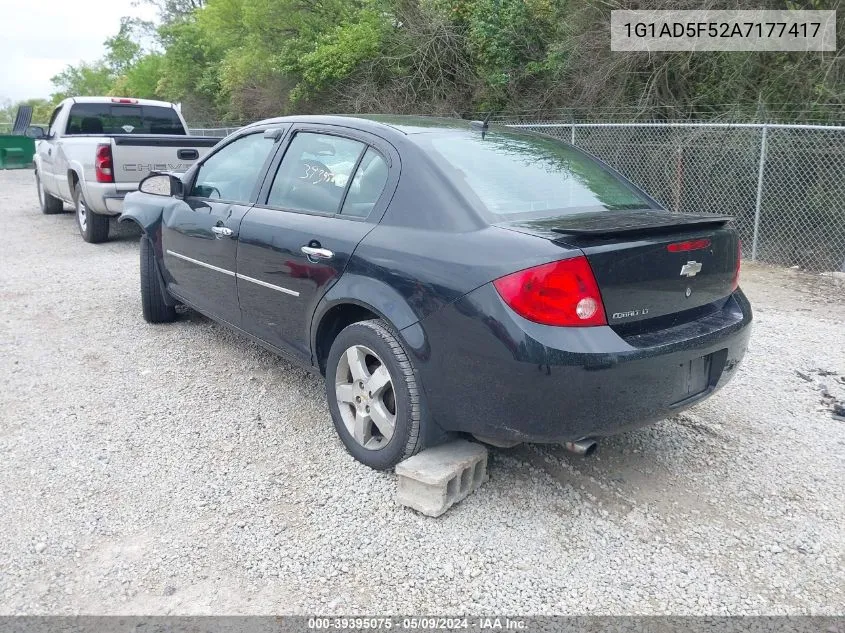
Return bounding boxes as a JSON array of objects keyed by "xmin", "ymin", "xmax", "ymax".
[{"xmin": 120, "ymin": 115, "xmax": 752, "ymax": 470}]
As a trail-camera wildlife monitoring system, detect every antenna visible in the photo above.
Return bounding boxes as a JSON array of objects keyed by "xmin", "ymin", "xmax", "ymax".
[{"xmin": 470, "ymin": 111, "xmax": 496, "ymax": 139}]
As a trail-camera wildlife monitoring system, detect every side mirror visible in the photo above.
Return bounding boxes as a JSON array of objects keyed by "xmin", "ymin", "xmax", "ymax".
[
  {"xmin": 139, "ymin": 172, "xmax": 184, "ymax": 198},
  {"xmin": 26, "ymin": 126, "xmax": 46, "ymax": 139}
]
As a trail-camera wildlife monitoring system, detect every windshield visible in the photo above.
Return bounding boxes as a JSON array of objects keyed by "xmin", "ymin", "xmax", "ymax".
[
  {"xmin": 65, "ymin": 103, "xmax": 186, "ymax": 135},
  {"xmin": 420, "ymin": 130, "xmax": 651, "ymax": 220}
]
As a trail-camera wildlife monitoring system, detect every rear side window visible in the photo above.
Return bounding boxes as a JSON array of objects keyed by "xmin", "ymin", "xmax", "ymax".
[
  {"xmin": 340, "ymin": 148, "xmax": 389, "ymax": 218},
  {"xmin": 421, "ymin": 131, "xmax": 650, "ymax": 219},
  {"xmin": 190, "ymin": 132, "xmax": 276, "ymax": 203},
  {"xmin": 268, "ymin": 132, "xmax": 366, "ymax": 214},
  {"xmin": 65, "ymin": 103, "xmax": 186, "ymax": 135}
]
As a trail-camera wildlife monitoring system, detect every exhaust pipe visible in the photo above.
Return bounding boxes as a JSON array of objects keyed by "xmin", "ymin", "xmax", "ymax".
[{"xmin": 565, "ymin": 438, "xmax": 597, "ymax": 457}]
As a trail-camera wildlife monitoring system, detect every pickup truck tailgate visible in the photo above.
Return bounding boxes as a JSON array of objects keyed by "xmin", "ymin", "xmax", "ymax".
[{"xmin": 111, "ymin": 135, "xmax": 221, "ymax": 185}]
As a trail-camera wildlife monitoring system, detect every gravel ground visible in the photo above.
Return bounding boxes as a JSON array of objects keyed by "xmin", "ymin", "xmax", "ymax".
[{"xmin": 1, "ymin": 168, "xmax": 844, "ymax": 615}]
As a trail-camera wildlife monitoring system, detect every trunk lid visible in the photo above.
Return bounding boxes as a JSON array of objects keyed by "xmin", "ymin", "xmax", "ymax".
[{"xmin": 499, "ymin": 209, "xmax": 739, "ymax": 329}]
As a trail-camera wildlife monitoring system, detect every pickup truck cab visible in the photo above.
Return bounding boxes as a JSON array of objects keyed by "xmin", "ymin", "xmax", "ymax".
[{"xmin": 30, "ymin": 97, "xmax": 220, "ymax": 243}]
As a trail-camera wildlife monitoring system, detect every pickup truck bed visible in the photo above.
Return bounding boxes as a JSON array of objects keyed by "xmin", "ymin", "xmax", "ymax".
[{"xmin": 32, "ymin": 97, "xmax": 222, "ymax": 243}]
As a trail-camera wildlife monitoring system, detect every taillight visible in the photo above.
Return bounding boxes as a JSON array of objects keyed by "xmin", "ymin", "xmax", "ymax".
[
  {"xmin": 95, "ymin": 144, "xmax": 113, "ymax": 183},
  {"xmin": 493, "ymin": 256, "xmax": 607, "ymax": 327},
  {"xmin": 111, "ymin": 97, "xmax": 138, "ymax": 104},
  {"xmin": 731, "ymin": 240, "xmax": 741, "ymax": 291}
]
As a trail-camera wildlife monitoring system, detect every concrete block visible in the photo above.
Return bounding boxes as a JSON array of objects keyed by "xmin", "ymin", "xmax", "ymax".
[{"xmin": 395, "ymin": 440, "xmax": 488, "ymax": 517}]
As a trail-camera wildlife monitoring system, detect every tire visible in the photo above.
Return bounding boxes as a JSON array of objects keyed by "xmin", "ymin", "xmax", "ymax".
[
  {"xmin": 36, "ymin": 171, "xmax": 64, "ymax": 214},
  {"xmin": 140, "ymin": 237, "xmax": 177, "ymax": 324},
  {"xmin": 74, "ymin": 182, "xmax": 109, "ymax": 243},
  {"xmin": 326, "ymin": 319, "xmax": 427, "ymax": 470}
]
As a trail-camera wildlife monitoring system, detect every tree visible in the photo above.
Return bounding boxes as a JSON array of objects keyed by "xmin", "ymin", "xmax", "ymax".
[
  {"xmin": 156, "ymin": 15, "xmax": 226, "ymax": 119},
  {"xmin": 104, "ymin": 18, "xmax": 149, "ymax": 75},
  {"xmin": 111, "ymin": 54, "xmax": 166, "ymax": 99},
  {"xmin": 51, "ymin": 14, "xmax": 162, "ymax": 102},
  {"xmin": 40, "ymin": 0, "xmax": 845, "ymax": 123},
  {"xmin": 139, "ymin": 0, "xmax": 206, "ymax": 24},
  {"xmin": 50, "ymin": 63, "xmax": 114, "ymax": 100}
]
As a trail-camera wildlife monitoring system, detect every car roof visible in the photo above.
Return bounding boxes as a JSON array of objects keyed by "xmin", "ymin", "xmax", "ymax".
[
  {"xmin": 246, "ymin": 114, "xmax": 488, "ymax": 138},
  {"xmin": 354, "ymin": 115, "xmax": 482, "ymax": 135},
  {"xmin": 62, "ymin": 96, "xmax": 178, "ymax": 108}
]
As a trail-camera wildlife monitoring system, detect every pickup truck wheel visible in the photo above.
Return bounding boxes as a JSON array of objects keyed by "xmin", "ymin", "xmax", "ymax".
[
  {"xmin": 74, "ymin": 182, "xmax": 109, "ymax": 243},
  {"xmin": 140, "ymin": 237, "xmax": 177, "ymax": 323},
  {"xmin": 326, "ymin": 319, "xmax": 427, "ymax": 470},
  {"xmin": 36, "ymin": 172, "xmax": 64, "ymax": 214}
]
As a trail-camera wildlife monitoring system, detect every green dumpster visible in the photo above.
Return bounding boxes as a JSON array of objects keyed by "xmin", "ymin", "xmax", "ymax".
[{"xmin": 0, "ymin": 135, "xmax": 35, "ymax": 169}]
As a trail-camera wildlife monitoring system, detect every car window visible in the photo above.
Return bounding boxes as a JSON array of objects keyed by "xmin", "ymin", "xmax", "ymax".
[
  {"xmin": 340, "ymin": 148, "xmax": 389, "ymax": 218},
  {"xmin": 190, "ymin": 132, "xmax": 276, "ymax": 203},
  {"xmin": 64, "ymin": 103, "xmax": 186, "ymax": 135},
  {"xmin": 419, "ymin": 130, "xmax": 651, "ymax": 220},
  {"xmin": 267, "ymin": 132, "xmax": 366, "ymax": 214},
  {"xmin": 48, "ymin": 107, "xmax": 62, "ymax": 137}
]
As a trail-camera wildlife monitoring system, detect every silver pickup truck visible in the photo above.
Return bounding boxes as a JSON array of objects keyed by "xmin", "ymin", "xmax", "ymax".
[{"xmin": 30, "ymin": 97, "xmax": 221, "ymax": 243}]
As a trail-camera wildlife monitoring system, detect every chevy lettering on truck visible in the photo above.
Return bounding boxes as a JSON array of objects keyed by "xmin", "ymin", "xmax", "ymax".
[
  {"xmin": 30, "ymin": 97, "xmax": 221, "ymax": 243},
  {"xmin": 122, "ymin": 163, "xmax": 194, "ymax": 173}
]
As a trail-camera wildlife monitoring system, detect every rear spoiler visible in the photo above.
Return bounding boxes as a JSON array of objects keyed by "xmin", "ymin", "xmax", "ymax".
[{"xmin": 549, "ymin": 210, "xmax": 733, "ymax": 241}]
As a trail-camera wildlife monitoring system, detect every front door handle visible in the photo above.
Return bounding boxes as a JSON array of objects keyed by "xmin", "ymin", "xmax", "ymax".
[
  {"xmin": 301, "ymin": 246, "xmax": 334, "ymax": 260},
  {"xmin": 211, "ymin": 226, "xmax": 233, "ymax": 237}
]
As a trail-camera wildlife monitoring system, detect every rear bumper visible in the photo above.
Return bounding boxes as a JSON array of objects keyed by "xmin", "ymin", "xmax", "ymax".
[
  {"xmin": 408, "ymin": 285, "xmax": 752, "ymax": 444},
  {"xmin": 80, "ymin": 182, "xmax": 133, "ymax": 216},
  {"xmin": 103, "ymin": 194, "xmax": 125, "ymax": 214}
]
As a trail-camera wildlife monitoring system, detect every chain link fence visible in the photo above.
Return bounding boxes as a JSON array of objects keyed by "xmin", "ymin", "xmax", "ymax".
[
  {"xmin": 188, "ymin": 126, "xmax": 240, "ymax": 137},
  {"xmin": 505, "ymin": 121, "xmax": 845, "ymax": 272}
]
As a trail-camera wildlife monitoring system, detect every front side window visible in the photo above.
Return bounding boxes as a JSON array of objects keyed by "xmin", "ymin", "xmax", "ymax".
[
  {"xmin": 48, "ymin": 107, "xmax": 62, "ymax": 136},
  {"xmin": 420, "ymin": 131, "xmax": 651, "ymax": 220},
  {"xmin": 267, "ymin": 132, "xmax": 366, "ymax": 214},
  {"xmin": 190, "ymin": 133, "xmax": 276, "ymax": 203},
  {"xmin": 64, "ymin": 103, "xmax": 186, "ymax": 135}
]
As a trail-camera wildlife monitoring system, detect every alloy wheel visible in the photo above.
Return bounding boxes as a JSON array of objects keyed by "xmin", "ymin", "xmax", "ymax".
[{"xmin": 335, "ymin": 344, "xmax": 396, "ymax": 450}]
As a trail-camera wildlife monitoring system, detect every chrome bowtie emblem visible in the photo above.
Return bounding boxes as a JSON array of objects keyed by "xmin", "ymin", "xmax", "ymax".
[{"xmin": 680, "ymin": 260, "xmax": 703, "ymax": 277}]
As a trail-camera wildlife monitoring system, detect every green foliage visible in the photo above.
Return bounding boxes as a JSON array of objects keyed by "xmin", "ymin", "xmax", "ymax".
[
  {"xmin": 142, "ymin": 0, "xmax": 206, "ymax": 23},
  {"xmin": 37, "ymin": 0, "xmax": 845, "ymax": 123},
  {"xmin": 296, "ymin": 10, "xmax": 387, "ymax": 97},
  {"xmin": 104, "ymin": 18, "xmax": 145, "ymax": 75},
  {"xmin": 111, "ymin": 54, "xmax": 166, "ymax": 99},
  {"xmin": 50, "ymin": 15, "xmax": 163, "ymax": 103},
  {"xmin": 157, "ymin": 16, "xmax": 227, "ymax": 117},
  {"xmin": 50, "ymin": 63, "xmax": 115, "ymax": 101}
]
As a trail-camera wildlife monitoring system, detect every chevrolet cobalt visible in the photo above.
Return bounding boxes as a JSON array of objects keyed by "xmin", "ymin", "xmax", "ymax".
[{"xmin": 120, "ymin": 116, "xmax": 752, "ymax": 470}]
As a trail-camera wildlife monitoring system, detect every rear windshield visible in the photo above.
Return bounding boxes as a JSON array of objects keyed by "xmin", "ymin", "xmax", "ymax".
[
  {"xmin": 420, "ymin": 130, "xmax": 651, "ymax": 219},
  {"xmin": 65, "ymin": 103, "xmax": 186, "ymax": 136}
]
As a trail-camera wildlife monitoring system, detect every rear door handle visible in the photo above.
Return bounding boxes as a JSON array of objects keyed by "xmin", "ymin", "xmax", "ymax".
[
  {"xmin": 301, "ymin": 246, "xmax": 334, "ymax": 260},
  {"xmin": 211, "ymin": 226, "xmax": 233, "ymax": 237}
]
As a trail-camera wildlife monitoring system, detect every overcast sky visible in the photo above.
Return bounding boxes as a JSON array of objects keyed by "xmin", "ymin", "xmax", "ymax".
[{"xmin": 0, "ymin": 0, "xmax": 157, "ymax": 103}]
